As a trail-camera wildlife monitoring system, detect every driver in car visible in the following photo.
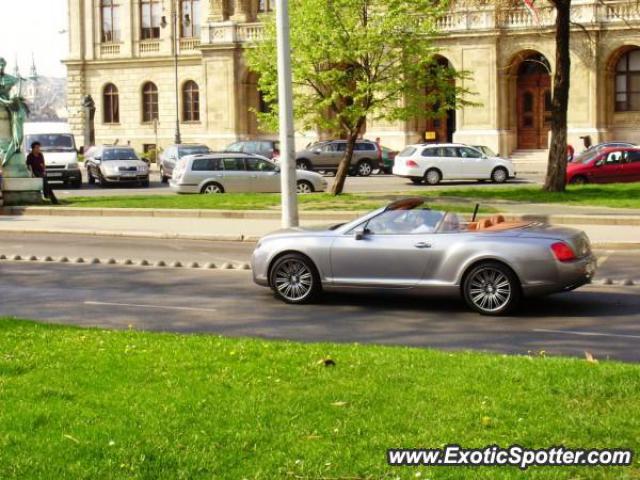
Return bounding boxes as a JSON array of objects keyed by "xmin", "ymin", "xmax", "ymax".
[{"xmin": 409, "ymin": 210, "xmax": 442, "ymax": 233}]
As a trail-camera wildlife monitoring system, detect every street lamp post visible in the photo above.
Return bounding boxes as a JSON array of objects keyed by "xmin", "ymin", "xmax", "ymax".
[
  {"xmin": 162, "ymin": 2, "xmax": 188, "ymax": 145},
  {"xmin": 275, "ymin": 0, "xmax": 299, "ymax": 228}
]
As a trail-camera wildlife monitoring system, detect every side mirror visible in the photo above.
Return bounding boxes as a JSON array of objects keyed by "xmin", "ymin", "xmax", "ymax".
[
  {"xmin": 312, "ymin": 149, "xmax": 321, "ymax": 154},
  {"xmin": 274, "ymin": 165, "xmax": 281, "ymax": 173},
  {"xmin": 595, "ymin": 159, "xmax": 604, "ymax": 167},
  {"xmin": 354, "ymin": 228, "xmax": 367, "ymax": 241},
  {"xmin": 94, "ymin": 157, "xmax": 102, "ymax": 163}
]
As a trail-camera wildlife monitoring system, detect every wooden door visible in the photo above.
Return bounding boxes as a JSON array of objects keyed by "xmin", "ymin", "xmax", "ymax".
[{"xmin": 517, "ymin": 74, "xmax": 551, "ymax": 149}]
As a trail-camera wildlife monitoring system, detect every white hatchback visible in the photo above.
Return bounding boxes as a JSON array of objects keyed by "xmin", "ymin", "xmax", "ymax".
[{"xmin": 392, "ymin": 143, "xmax": 516, "ymax": 185}]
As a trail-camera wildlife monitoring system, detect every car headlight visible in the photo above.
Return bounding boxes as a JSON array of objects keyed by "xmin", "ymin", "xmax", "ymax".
[
  {"xmin": 102, "ymin": 165, "xmax": 117, "ymax": 174},
  {"xmin": 66, "ymin": 161, "xmax": 79, "ymax": 170},
  {"xmin": 138, "ymin": 165, "xmax": 149, "ymax": 173}
]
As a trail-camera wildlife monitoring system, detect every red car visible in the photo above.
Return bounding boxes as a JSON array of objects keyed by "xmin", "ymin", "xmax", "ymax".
[{"xmin": 566, "ymin": 147, "xmax": 640, "ymax": 184}]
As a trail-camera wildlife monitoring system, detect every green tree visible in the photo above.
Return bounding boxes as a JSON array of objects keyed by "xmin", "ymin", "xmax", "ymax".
[{"xmin": 246, "ymin": 0, "xmax": 471, "ymax": 195}]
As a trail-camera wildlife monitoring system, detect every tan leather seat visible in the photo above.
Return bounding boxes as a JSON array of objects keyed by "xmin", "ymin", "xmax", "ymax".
[{"xmin": 490, "ymin": 215, "xmax": 505, "ymax": 225}]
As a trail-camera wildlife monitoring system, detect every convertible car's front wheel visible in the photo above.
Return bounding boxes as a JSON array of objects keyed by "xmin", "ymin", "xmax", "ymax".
[
  {"xmin": 462, "ymin": 261, "xmax": 521, "ymax": 315},
  {"xmin": 269, "ymin": 254, "xmax": 321, "ymax": 304}
]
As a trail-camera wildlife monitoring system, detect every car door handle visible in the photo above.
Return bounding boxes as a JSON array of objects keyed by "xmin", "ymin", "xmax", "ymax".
[{"xmin": 414, "ymin": 242, "xmax": 432, "ymax": 249}]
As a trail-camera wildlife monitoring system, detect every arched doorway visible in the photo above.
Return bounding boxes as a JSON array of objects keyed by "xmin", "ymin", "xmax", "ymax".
[
  {"xmin": 516, "ymin": 53, "xmax": 552, "ymax": 149},
  {"xmin": 414, "ymin": 56, "xmax": 457, "ymax": 143}
]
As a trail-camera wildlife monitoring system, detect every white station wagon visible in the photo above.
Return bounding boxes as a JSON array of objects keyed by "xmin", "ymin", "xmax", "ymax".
[
  {"xmin": 392, "ymin": 143, "xmax": 516, "ymax": 185},
  {"xmin": 170, "ymin": 153, "xmax": 328, "ymax": 194}
]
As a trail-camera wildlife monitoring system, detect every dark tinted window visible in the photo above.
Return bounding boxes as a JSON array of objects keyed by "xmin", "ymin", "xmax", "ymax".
[
  {"xmin": 246, "ymin": 157, "xmax": 276, "ymax": 172},
  {"xmin": 335, "ymin": 143, "xmax": 348, "ymax": 152},
  {"xmin": 605, "ymin": 151, "xmax": 625, "ymax": 165},
  {"xmin": 627, "ymin": 151, "xmax": 640, "ymax": 163},
  {"xmin": 222, "ymin": 158, "xmax": 246, "ymax": 171},
  {"xmin": 192, "ymin": 158, "xmax": 222, "ymax": 171},
  {"xmin": 421, "ymin": 148, "xmax": 438, "ymax": 157},
  {"xmin": 457, "ymin": 147, "xmax": 482, "ymax": 158},
  {"xmin": 103, "ymin": 148, "xmax": 138, "ymax": 161},
  {"xmin": 437, "ymin": 147, "xmax": 458, "ymax": 158},
  {"xmin": 355, "ymin": 142, "xmax": 376, "ymax": 151},
  {"xmin": 179, "ymin": 145, "xmax": 210, "ymax": 158}
]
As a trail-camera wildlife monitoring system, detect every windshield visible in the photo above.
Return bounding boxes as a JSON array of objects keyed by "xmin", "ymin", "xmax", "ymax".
[
  {"xmin": 103, "ymin": 148, "xmax": 139, "ymax": 161},
  {"xmin": 179, "ymin": 145, "xmax": 210, "ymax": 157},
  {"xmin": 575, "ymin": 150, "xmax": 600, "ymax": 165},
  {"xmin": 26, "ymin": 134, "xmax": 76, "ymax": 153},
  {"xmin": 365, "ymin": 208, "xmax": 447, "ymax": 234}
]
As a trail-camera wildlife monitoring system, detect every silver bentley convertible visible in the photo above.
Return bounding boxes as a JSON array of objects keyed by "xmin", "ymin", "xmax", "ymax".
[{"xmin": 251, "ymin": 198, "xmax": 597, "ymax": 315}]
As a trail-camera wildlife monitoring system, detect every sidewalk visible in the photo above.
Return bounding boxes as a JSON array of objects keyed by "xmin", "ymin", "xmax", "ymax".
[{"xmin": 0, "ymin": 212, "xmax": 638, "ymax": 249}]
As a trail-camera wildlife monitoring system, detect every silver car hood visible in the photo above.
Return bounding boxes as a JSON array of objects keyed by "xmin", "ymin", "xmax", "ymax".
[
  {"xmin": 101, "ymin": 160, "xmax": 147, "ymax": 168},
  {"xmin": 262, "ymin": 226, "xmax": 338, "ymax": 239}
]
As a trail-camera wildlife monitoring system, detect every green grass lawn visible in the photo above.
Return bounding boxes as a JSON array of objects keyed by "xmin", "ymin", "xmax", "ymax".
[
  {"xmin": 60, "ymin": 193, "xmax": 493, "ymax": 214},
  {"xmin": 1, "ymin": 318, "xmax": 639, "ymax": 479},
  {"xmin": 60, "ymin": 183, "xmax": 640, "ymax": 212}
]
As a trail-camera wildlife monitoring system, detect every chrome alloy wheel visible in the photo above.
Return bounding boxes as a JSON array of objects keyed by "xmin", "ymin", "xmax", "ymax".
[
  {"xmin": 203, "ymin": 184, "xmax": 223, "ymax": 194},
  {"xmin": 274, "ymin": 259, "xmax": 314, "ymax": 302},
  {"xmin": 358, "ymin": 161, "xmax": 372, "ymax": 176},
  {"xmin": 468, "ymin": 267, "xmax": 512, "ymax": 313},
  {"xmin": 296, "ymin": 181, "xmax": 313, "ymax": 194}
]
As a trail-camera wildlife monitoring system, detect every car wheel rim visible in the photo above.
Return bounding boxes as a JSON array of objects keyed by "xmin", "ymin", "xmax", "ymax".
[
  {"xmin": 494, "ymin": 169, "xmax": 506, "ymax": 182},
  {"xmin": 297, "ymin": 182, "xmax": 312, "ymax": 194},
  {"xmin": 427, "ymin": 171, "xmax": 440, "ymax": 184},
  {"xmin": 359, "ymin": 163, "xmax": 372, "ymax": 176},
  {"xmin": 204, "ymin": 185, "xmax": 221, "ymax": 194},
  {"xmin": 297, "ymin": 162, "xmax": 308, "ymax": 170},
  {"xmin": 468, "ymin": 268, "xmax": 511, "ymax": 313},
  {"xmin": 274, "ymin": 260, "xmax": 313, "ymax": 302}
]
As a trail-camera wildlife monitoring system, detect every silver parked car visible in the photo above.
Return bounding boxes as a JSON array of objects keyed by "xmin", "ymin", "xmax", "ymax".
[
  {"xmin": 170, "ymin": 153, "xmax": 328, "ymax": 194},
  {"xmin": 252, "ymin": 198, "xmax": 597, "ymax": 315},
  {"xmin": 295, "ymin": 140, "xmax": 382, "ymax": 176},
  {"xmin": 85, "ymin": 146, "xmax": 150, "ymax": 187},
  {"xmin": 159, "ymin": 144, "xmax": 211, "ymax": 183}
]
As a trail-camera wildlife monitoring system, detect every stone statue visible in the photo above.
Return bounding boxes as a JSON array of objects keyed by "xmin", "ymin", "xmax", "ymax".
[
  {"xmin": 0, "ymin": 57, "xmax": 30, "ymax": 177},
  {"xmin": 83, "ymin": 94, "xmax": 96, "ymax": 149}
]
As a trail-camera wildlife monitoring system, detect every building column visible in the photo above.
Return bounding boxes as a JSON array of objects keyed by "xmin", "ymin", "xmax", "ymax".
[
  {"xmin": 208, "ymin": 0, "xmax": 230, "ymax": 21},
  {"xmin": 231, "ymin": 0, "xmax": 255, "ymax": 23}
]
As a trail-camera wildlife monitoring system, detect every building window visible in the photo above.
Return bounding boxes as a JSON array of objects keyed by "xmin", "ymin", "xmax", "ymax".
[
  {"xmin": 182, "ymin": 80, "xmax": 200, "ymax": 122},
  {"xmin": 103, "ymin": 83, "xmax": 120, "ymax": 124},
  {"xmin": 142, "ymin": 82, "xmax": 159, "ymax": 123},
  {"xmin": 615, "ymin": 49, "xmax": 640, "ymax": 112},
  {"xmin": 181, "ymin": 0, "xmax": 201, "ymax": 38},
  {"xmin": 101, "ymin": 0, "xmax": 121, "ymax": 43},
  {"xmin": 258, "ymin": 0, "xmax": 273, "ymax": 13},
  {"xmin": 141, "ymin": 0, "xmax": 162, "ymax": 40}
]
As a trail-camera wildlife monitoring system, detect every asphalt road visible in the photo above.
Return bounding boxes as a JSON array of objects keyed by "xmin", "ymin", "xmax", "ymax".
[
  {"xmin": 0, "ymin": 232, "xmax": 636, "ymax": 282},
  {"xmin": 51, "ymin": 170, "xmax": 543, "ymax": 198},
  {"xmin": 1, "ymin": 262, "xmax": 639, "ymax": 362}
]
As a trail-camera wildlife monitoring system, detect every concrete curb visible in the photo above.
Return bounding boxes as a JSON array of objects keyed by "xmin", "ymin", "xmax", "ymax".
[
  {"xmin": 0, "ymin": 226, "xmax": 637, "ymax": 250},
  {"xmin": 2, "ymin": 205, "xmax": 640, "ymax": 226}
]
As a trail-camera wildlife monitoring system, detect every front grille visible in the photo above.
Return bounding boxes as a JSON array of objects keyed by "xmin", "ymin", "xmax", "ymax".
[
  {"xmin": 47, "ymin": 165, "xmax": 65, "ymax": 170},
  {"xmin": 118, "ymin": 166, "xmax": 137, "ymax": 172}
]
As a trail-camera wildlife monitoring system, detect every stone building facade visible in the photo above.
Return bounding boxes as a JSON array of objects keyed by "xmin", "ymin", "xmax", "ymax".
[{"xmin": 65, "ymin": 0, "xmax": 640, "ymax": 157}]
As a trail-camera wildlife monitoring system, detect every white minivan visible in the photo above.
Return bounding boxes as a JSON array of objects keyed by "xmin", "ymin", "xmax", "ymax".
[
  {"xmin": 24, "ymin": 122, "xmax": 82, "ymax": 188},
  {"xmin": 392, "ymin": 143, "xmax": 516, "ymax": 185}
]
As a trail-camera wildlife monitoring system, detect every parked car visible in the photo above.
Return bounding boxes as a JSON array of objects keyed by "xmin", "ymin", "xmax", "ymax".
[
  {"xmin": 295, "ymin": 140, "xmax": 382, "ymax": 176},
  {"xmin": 225, "ymin": 140, "xmax": 280, "ymax": 161},
  {"xmin": 24, "ymin": 122, "xmax": 82, "ymax": 188},
  {"xmin": 566, "ymin": 147, "xmax": 640, "ymax": 184},
  {"xmin": 85, "ymin": 146, "xmax": 150, "ymax": 187},
  {"xmin": 159, "ymin": 144, "xmax": 211, "ymax": 183},
  {"xmin": 393, "ymin": 143, "xmax": 516, "ymax": 185},
  {"xmin": 170, "ymin": 153, "xmax": 328, "ymax": 194},
  {"xmin": 570, "ymin": 142, "xmax": 636, "ymax": 163},
  {"xmin": 252, "ymin": 197, "xmax": 596, "ymax": 315}
]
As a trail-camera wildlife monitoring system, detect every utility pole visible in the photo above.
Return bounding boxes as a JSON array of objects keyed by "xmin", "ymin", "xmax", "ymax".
[
  {"xmin": 275, "ymin": 0, "xmax": 299, "ymax": 228},
  {"xmin": 163, "ymin": 2, "xmax": 184, "ymax": 145}
]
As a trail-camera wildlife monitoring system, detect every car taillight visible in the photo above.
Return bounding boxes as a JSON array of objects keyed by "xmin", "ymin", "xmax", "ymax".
[
  {"xmin": 406, "ymin": 160, "xmax": 419, "ymax": 168},
  {"xmin": 551, "ymin": 242, "xmax": 576, "ymax": 262}
]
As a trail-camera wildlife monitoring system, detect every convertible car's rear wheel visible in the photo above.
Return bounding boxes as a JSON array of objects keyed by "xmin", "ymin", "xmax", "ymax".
[
  {"xmin": 269, "ymin": 254, "xmax": 320, "ymax": 304},
  {"xmin": 463, "ymin": 262, "xmax": 521, "ymax": 315}
]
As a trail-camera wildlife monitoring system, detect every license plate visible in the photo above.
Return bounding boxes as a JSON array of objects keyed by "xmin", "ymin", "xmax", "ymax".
[
  {"xmin": 122, "ymin": 172, "xmax": 136, "ymax": 177},
  {"xmin": 48, "ymin": 173, "xmax": 62, "ymax": 178}
]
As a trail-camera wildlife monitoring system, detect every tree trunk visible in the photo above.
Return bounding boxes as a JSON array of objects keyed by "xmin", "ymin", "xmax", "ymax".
[
  {"xmin": 331, "ymin": 132, "xmax": 358, "ymax": 195},
  {"xmin": 544, "ymin": 0, "xmax": 571, "ymax": 192}
]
